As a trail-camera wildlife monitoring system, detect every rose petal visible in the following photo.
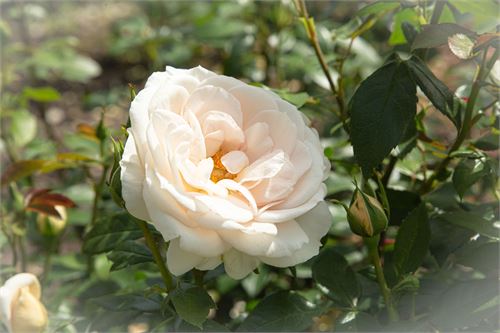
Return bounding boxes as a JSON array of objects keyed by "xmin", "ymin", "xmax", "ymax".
[
  {"xmin": 247, "ymin": 109, "xmax": 298, "ymax": 155},
  {"xmin": 259, "ymin": 201, "xmax": 331, "ymax": 267},
  {"xmin": 228, "ymin": 84, "xmax": 278, "ymax": 126},
  {"xmin": 243, "ymin": 122, "xmax": 273, "ymax": 162},
  {"xmin": 219, "ymin": 220, "xmax": 308, "ymax": 257},
  {"xmin": 120, "ymin": 130, "xmax": 150, "ymax": 221},
  {"xmin": 186, "ymin": 85, "xmax": 243, "ymax": 127},
  {"xmin": 166, "ymin": 238, "xmax": 204, "ymax": 276},
  {"xmin": 221, "ymin": 151, "xmax": 249, "ymax": 174},
  {"xmin": 223, "ymin": 249, "xmax": 260, "ymax": 280}
]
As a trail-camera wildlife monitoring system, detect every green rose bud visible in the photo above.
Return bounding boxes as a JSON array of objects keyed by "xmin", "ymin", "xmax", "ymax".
[
  {"xmin": 347, "ymin": 188, "xmax": 388, "ymax": 237},
  {"xmin": 36, "ymin": 205, "xmax": 67, "ymax": 236}
]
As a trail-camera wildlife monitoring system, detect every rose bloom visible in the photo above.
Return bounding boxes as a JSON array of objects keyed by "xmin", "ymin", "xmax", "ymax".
[
  {"xmin": 0, "ymin": 273, "xmax": 48, "ymax": 333},
  {"xmin": 120, "ymin": 66, "xmax": 331, "ymax": 279}
]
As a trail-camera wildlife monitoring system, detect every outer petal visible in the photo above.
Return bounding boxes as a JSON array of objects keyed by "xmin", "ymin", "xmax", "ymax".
[
  {"xmin": 120, "ymin": 131, "xmax": 150, "ymax": 221},
  {"xmin": 143, "ymin": 173, "xmax": 229, "ymax": 257},
  {"xmin": 167, "ymin": 238, "xmax": 204, "ymax": 276},
  {"xmin": 223, "ymin": 249, "xmax": 260, "ymax": 279},
  {"xmin": 129, "ymin": 71, "xmax": 168, "ymax": 152},
  {"xmin": 219, "ymin": 220, "xmax": 308, "ymax": 258},
  {"xmin": 260, "ymin": 201, "xmax": 332, "ymax": 267}
]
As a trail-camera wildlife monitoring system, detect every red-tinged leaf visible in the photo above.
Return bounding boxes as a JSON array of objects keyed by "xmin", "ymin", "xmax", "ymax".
[
  {"xmin": 25, "ymin": 189, "xmax": 76, "ymax": 211},
  {"xmin": 26, "ymin": 204, "xmax": 62, "ymax": 219},
  {"xmin": 1, "ymin": 160, "xmax": 47, "ymax": 186},
  {"xmin": 77, "ymin": 123, "xmax": 98, "ymax": 140},
  {"xmin": 24, "ymin": 188, "xmax": 52, "ymax": 206},
  {"xmin": 30, "ymin": 193, "xmax": 76, "ymax": 208},
  {"xmin": 474, "ymin": 33, "xmax": 500, "ymax": 52}
]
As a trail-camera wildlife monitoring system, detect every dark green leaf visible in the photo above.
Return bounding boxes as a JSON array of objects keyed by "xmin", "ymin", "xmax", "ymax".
[
  {"xmin": 170, "ymin": 285, "xmax": 215, "ymax": 329},
  {"xmin": 473, "ymin": 133, "xmax": 499, "ymax": 151},
  {"xmin": 429, "ymin": 217, "xmax": 474, "ymax": 265},
  {"xmin": 411, "ymin": 23, "xmax": 475, "ymax": 50},
  {"xmin": 83, "ymin": 213, "xmax": 143, "ymax": 254},
  {"xmin": 237, "ymin": 291, "xmax": 322, "ymax": 332},
  {"xmin": 312, "ymin": 248, "xmax": 361, "ymax": 307},
  {"xmin": 91, "ymin": 292, "xmax": 162, "ymax": 313},
  {"xmin": 407, "ymin": 56, "xmax": 459, "ymax": 128},
  {"xmin": 393, "ymin": 203, "xmax": 430, "ymax": 277},
  {"xmin": 350, "ymin": 56, "xmax": 417, "ymax": 175},
  {"xmin": 386, "ymin": 189, "xmax": 421, "ymax": 226},
  {"xmin": 456, "ymin": 241, "xmax": 499, "ymax": 275},
  {"xmin": 452, "ymin": 158, "xmax": 494, "ymax": 198},
  {"xmin": 430, "ymin": 279, "xmax": 499, "ymax": 330},
  {"xmin": 177, "ymin": 320, "xmax": 230, "ymax": 332},
  {"xmin": 437, "ymin": 211, "xmax": 499, "ymax": 239},
  {"xmin": 107, "ymin": 240, "xmax": 153, "ymax": 271}
]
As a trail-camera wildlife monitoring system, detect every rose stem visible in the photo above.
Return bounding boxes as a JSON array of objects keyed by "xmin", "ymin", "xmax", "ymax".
[
  {"xmin": 137, "ymin": 220, "xmax": 174, "ymax": 292},
  {"xmin": 364, "ymin": 235, "xmax": 399, "ymax": 323}
]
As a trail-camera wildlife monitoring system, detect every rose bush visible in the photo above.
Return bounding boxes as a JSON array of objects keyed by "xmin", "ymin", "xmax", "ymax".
[{"xmin": 120, "ymin": 66, "xmax": 332, "ymax": 279}]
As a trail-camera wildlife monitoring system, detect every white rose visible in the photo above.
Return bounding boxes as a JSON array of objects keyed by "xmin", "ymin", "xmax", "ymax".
[
  {"xmin": 120, "ymin": 66, "xmax": 331, "ymax": 279},
  {"xmin": 0, "ymin": 273, "xmax": 48, "ymax": 333}
]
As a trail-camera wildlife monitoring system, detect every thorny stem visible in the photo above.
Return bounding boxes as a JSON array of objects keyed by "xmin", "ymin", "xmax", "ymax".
[
  {"xmin": 137, "ymin": 220, "xmax": 174, "ymax": 292},
  {"xmin": 294, "ymin": 0, "xmax": 348, "ymax": 131},
  {"xmin": 420, "ymin": 47, "xmax": 499, "ymax": 194},
  {"xmin": 365, "ymin": 235, "xmax": 399, "ymax": 323}
]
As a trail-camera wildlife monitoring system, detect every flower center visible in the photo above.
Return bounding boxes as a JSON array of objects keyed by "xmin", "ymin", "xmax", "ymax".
[{"xmin": 210, "ymin": 150, "xmax": 236, "ymax": 183}]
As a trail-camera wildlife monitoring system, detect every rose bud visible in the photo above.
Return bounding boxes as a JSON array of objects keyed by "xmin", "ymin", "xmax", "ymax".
[
  {"xmin": 347, "ymin": 188, "xmax": 388, "ymax": 237},
  {"xmin": 120, "ymin": 66, "xmax": 332, "ymax": 279},
  {"xmin": 36, "ymin": 205, "xmax": 67, "ymax": 236},
  {"xmin": 0, "ymin": 273, "xmax": 48, "ymax": 333}
]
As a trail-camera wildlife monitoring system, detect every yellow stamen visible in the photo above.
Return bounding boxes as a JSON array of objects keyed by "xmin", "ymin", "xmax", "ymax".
[{"xmin": 210, "ymin": 150, "xmax": 236, "ymax": 183}]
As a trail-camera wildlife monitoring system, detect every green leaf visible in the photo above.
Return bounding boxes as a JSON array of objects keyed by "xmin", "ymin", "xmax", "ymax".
[
  {"xmin": 452, "ymin": 158, "xmax": 494, "ymax": 198},
  {"xmin": 1, "ymin": 159, "xmax": 47, "ymax": 185},
  {"xmin": 176, "ymin": 320, "xmax": 230, "ymax": 332},
  {"xmin": 275, "ymin": 91, "xmax": 313, "ymax": 109},
  {"xmin": 430, "ymin": 279, "xmax": 499, "ymax": 330},
  {"xmin": 10, "ymin": 110, "xmax": 37, "ymax": 147},
  {"xmin": 170, "ymin": 285, "xmax": 215, "ymax": 329},
  {"xmin": 107, "ymin": 240, "xmax": 153, "ymax": 271},
  {"xmin": 393, "ymin": 203, "xmax": 430, "ymax": 277},
  {"xmin": 407, "ymin": 56, "xmax": 460, "ymax": 128},
  {"xmin": 350, "ymin": 56, "xmax": 417, "ymax": 175},
  {"xmin": 448, "ymin": 33, "xmax": 475, "ymax": 59},
  {"xmin": 411, "ymin": 23, "xmax": 475, "ymax": 50},
  {"xmin": 437, "ymin": 211, "xmax": 499, "ymax": 239},
  {"xmin": 448, "ymin": 0, "xmax": 499, "ymax": 32},
  {"xmin": 311, "ymin": 248, "xmax": 361, "ymax": 307},
  {"xmin": 456, "ymin": 241, "xmax": 499, "ymax": 275},
  {"xmin": 386, "ymin": 189, "xmax": 421, "ymax": 226},
  {"xmin": 357, "ymin": 1, "xmax": 400, "ymax": 16},
  {"xmin": 23, "ymin": 86, "xmax": 61, "ymax": 103},
  {"xmin": 389, "ymin": 8, "xmax": 421, "ymax": 45},
  {"xmin": 237, "ymin": 291, "xmax": 322, "ymax": 332},
  {"xmin": 83, "ymin": 213, "xmax": 143, "ymax": 254},
  {"xmin": 92, "ymin": 292, "xmax": 162, "ymax": 313}
]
